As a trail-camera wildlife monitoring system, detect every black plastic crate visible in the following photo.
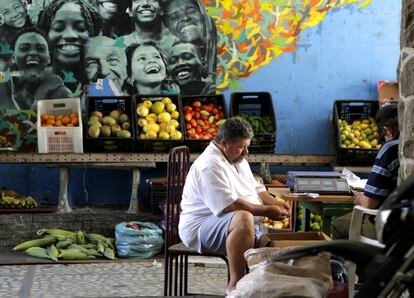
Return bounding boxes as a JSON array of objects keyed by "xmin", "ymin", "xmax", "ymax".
[
  {"xmin": 230, "ymin": 92, "xmax": 276, "ymax": 153},
  {"xmin": 333, "ymin": 100, "xmax": 380, "ymax": 165},
  {"xmin": 181, "ymin": 94, "xmax": 228, "ymax": 152},
  {"xmin": 134, "ymin": 94, "xmax": 184, "ymax": 152},
  {"xmin": 84, "ymin": 96, "xmax": 135, "ymax": 152},
  {"xmin": 146, "ymin": 177, "xmax": 167, "ymax": 215}
]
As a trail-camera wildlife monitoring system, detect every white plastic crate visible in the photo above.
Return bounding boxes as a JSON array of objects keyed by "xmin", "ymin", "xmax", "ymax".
[{"xmin": 37, "ymin": 98, "xmax": 83, "ymax": 153}]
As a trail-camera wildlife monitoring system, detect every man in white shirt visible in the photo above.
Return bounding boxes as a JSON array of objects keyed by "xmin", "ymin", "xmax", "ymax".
[{"xmin": 179, "ymin": 117, "xmax": 290, "ymax": 293}]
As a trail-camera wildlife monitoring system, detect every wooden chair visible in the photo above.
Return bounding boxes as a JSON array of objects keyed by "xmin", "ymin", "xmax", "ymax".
[
  {"xmin": 348, "ymin": 205, "xmax": 384, "ymax": 297},
  {"xmin": 163, "ymin": 146, "xmax": 230, "ymax": 296}
]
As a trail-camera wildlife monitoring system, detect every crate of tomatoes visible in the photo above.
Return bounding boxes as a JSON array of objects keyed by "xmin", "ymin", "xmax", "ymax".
[{"xmin": 181, "ymin": 95, "xmax": 227, "ymax": 152}]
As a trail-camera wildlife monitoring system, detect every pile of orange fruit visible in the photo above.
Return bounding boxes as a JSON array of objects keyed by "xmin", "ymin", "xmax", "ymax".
[{"xmin": 40, "ymin": 112, "xmax": 80, "ymax": 127}]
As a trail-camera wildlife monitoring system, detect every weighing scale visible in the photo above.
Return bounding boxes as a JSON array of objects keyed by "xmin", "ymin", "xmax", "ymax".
[{"xmin": 287, "ymin": 171, "xmax": 351, "ymax": 195}]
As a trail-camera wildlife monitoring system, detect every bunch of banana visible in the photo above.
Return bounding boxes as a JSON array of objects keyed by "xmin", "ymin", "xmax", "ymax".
[
  {"xmin": 12, "ymin": 228, "xmax": 117, "ymax": 261},
  {"xmin": 0, "ymin": 136, "xmax": 12, "ymax": 148},
  {"xmin": 0, "ymin": 188, "xmax": 38, "ymax": 209}
]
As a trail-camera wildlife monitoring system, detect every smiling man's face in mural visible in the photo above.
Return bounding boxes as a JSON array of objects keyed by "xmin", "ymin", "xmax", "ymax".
[
  {"xmin": 85, "ymin": 36, "xmax": 127, "ymax": 91},
  {"xmin": 0, "ymin": 0, "xmax": 27, "ymax": 29},
  {"xmin": 168, "ymin": 42, "xmax": 202, "ymax": 86},
  {"xmin": 130, "ymin": 44, "xmax": 166, "ymax": 89},
  {"xmin": 96, "ymin": 0, "xmax": 124, "ymax": 22},
  {"xmin": 164, "ymin": 0, "xmax": 204, "ymax": 43},
  {"xmin": 13, "ymin": 32, "xmax": 51, "ymax": 76},
  {"xmin": 131, "ymin": 0, "xmax": 161, "ymax": 25},
  {"xmin": 48, "ymin": 2, "xmax": 90, "ymax": 66}
]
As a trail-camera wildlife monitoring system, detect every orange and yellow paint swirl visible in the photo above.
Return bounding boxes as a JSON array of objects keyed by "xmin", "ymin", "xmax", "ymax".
[{"xmin": 202, "ymin": 0, "xmax": 372, "ymax": 90}]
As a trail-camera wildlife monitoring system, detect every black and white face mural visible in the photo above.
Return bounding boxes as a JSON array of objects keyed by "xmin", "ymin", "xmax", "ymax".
[{"xmin": 0, "ymin": 0, "xmax": 216, "ymax": 111}]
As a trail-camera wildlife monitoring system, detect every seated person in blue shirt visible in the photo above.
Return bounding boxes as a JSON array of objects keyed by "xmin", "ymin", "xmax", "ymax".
[
  {"xmin": 332, "ymin": 103, "xmax": 400, "ymax": 239},
  {"xmin": 353, "ymin": 103, "xmax": 400, "ymax": 208}
]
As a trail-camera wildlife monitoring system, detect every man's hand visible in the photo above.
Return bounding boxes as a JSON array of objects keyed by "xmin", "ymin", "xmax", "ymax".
[
  {"xmin": 354, "ymin": 192, "xmax": 381, "ymax": 209},
  {"xmin": 263, "ymin": 204, "xmax": 290, "ymax": 221}
]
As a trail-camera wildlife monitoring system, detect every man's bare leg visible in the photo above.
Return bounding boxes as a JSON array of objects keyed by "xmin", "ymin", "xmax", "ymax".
[{"xmin": 225, "ymin": 210, "xmax": 255, "ymax": 292}]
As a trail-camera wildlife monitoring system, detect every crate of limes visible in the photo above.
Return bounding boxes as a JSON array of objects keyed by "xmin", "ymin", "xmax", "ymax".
[{"xmin": 333, "ymin": 100, "xmax": 381, "ymax": 165}]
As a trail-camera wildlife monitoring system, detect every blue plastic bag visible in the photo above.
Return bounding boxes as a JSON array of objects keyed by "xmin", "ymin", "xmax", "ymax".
[{"xmin": 115, "ymin": 221, "xmax": 164, "ymax": 258}]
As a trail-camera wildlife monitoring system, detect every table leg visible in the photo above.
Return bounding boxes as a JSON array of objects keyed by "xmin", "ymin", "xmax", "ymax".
[
  {"xmin": 128, "ymin": 168, "xmax": 140, "ymax": 214},
  {"xmin": 57, "ymin": 167, "xmax": 72, "ymax": 213}
]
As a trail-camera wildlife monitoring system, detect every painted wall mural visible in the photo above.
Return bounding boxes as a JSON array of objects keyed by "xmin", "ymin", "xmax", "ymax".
[{"xmin": 203, "ymin": 0, "xmax": 372, "ymax": 90}]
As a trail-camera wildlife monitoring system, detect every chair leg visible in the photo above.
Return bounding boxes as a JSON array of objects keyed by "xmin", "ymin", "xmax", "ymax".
[
  {"xmin": 184, "ymin": 255, "xmax": 189, "ymax": 295},
  {"xmin": 174, "ymin": 254, "xmax": 179, "ymax": 296},
  {"xmin": 169, "ymin": 254, "xmax": 174, "ymax": 296},
  {"xmin": 163, "ymin": 253, "xmax": 169, "ymax": 296},
  {"xmin": 179, "ymin": 254, "xmax": 184, "ymax": 296}
]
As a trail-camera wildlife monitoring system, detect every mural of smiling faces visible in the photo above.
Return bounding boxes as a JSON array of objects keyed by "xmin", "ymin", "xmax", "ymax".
[
  {"xmin": 167, "ymin": 41, "xmax": 214, "ymax": 95},
  {"xmin": 0, "ymin": 0, "xmax": 27, "ymax": 29},
  {"xmin": 125, "ymin": 41, "xmax": 174, "ymax": 95},
  {"xmin": 92, "ymin": 0, "xmax": 131, "ymax": 37}
]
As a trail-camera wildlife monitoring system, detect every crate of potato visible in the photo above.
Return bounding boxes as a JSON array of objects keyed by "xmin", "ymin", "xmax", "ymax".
[
  {"xmin": 85, "ymin": 96, "xmax": 135, "ymax": 152},
  {"xmin": 333, "ymin": 100, "xmax": 381, "ymax": 165},
  {"xmin": 37, "ymin": 98, "xmax": 83, "ymax": 153},
  {"xmin": 181, "ymin": 94, "xmax": 227, "ymax": 152},
  {"xmin": 262, "ymin": 196, "xmax": 294, "ymax": 232},
  {"xmin": 135, "ymin": 95, "xmax": 184, "ymax": 152}
]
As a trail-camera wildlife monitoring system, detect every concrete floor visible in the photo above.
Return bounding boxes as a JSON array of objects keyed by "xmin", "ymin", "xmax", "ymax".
[{"xmin": 0, "ymin": 253, "xmax": 228, "ymax": 297}]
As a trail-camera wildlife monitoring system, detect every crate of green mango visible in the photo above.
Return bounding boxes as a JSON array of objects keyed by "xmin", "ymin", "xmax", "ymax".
[
  {"xmin": 230, "ymin": 92, "xmax": 276, "ymax": 153},
  {"xmin": 333, "ymin": 100, "xmax": 381, "ymax": 165}
]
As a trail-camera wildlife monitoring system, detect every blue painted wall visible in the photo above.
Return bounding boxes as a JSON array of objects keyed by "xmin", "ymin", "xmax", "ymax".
[{"xmin": 0, "ymin": 0, "xmax": 402, "ymax": 208}]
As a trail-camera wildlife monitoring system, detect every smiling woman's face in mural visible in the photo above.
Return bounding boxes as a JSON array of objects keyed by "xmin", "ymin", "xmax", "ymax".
[
  {"xmin": 0, "ymin": 0, "xmax": 27, "ymax": 29},
  {"xmin": 13, "ymin": 32, "xmax": 51, "ymax": 75},
  {"xmin": 131, "ymin": 44, "xmax": 166, "ymax": 89},
  {"xmin": 48, "ymin": 2, "xmax": 90, "ymax": 66},
  {"xmin": 132, "ymin": 0, "xmax": 161, "ymax": 25},
  {"xmin": 164, "ymin": 0, "xmax": 204, "ymax": 43}
]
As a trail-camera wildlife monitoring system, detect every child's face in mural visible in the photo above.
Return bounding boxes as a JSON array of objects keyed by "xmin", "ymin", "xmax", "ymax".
[
  {"xmin": 164, "ymin": 0, "xmax": 204, "ymax": 43},
  {"xmin": 85, "ymin": 37, "xmax": 127, "ymax": 91},
  {"xmin": 0, "ymin": 0, "xmax": 27, "ymax": 29},
  {"xmin": 96, "ymin": 0, "xmax": 123, "ymax": 21},
  {"xmin": 48, "ymin": 2, "xmax": 90, "ymax": 66},
  {"xmin": 13, "ymin": 32, "xmax": 51, "ymax": 75},
  {"xmin": 132, "ymin": 0, "xmax": 161, "ymax": 25},
  {"xmin": 131, "ymin": 45, "xmax": 166, "ymax": 88},
  {"xmin": 169, "ymin": 42, "xmax": 202, "ymax": 86}
]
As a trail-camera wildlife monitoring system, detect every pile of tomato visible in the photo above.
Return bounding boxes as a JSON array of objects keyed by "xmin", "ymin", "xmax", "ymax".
[{"xmin": 183, "ymin": 101, "xmax": 226, "ymax": 139}]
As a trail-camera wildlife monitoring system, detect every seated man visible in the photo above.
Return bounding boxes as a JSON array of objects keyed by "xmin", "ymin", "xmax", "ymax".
[
  {"xmin": 332, "ymin": 103, "xmax": 400, "ymax": 239},
  {"xmin": 179, "ymin": 117, "xmax": 290, "ymax": 293}
]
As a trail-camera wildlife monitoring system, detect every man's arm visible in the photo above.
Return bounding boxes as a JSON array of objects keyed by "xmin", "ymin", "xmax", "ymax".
[
  {"xmin": 354, "ymin": 192, "xmax": 381, "ymax": 209},
  {"xmin": 222, "ymin": 198, "xmax": 289, "ymax": 221}
]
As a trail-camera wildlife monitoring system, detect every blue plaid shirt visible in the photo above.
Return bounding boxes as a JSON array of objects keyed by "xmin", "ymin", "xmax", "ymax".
[{"xmin": 364, "ymin": 139, "xmax": 399, "ymax": 202}]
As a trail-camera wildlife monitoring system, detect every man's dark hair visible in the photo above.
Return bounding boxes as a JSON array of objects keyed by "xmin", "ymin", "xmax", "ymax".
[
  {"xmin": 37, "ymin": 0, "xmax": 102, "ymax": 37},
  {"xmin": 216, "ymin": 117, "xmax": 254, "ymax": 144},
  {"xmin": 376, "ymin": 103, "xmax": 399, "ymax": 140},
  {"xmin": 13, "ymin": 26, "xmax": 49, "ymax": 47}
]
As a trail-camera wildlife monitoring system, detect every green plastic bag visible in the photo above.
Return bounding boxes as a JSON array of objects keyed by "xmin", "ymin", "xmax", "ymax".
[{"xmin": 115, "ymin": 221, "xmax": 164, "ymax": 258}]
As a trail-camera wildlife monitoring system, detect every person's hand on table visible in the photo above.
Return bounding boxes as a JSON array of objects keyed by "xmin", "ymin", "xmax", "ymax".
[
  {"xmin": 353, "ymin": 191, "xmax": 380, "ymax": 209},
  {"xmin": 264, "ymin": 204, "xmax": 290, "ymax": 221}
]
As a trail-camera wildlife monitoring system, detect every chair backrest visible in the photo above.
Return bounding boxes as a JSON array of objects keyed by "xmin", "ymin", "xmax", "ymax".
[{"xmin": 165, "ymin": 146, "xmax": 191, "ymax": 248}]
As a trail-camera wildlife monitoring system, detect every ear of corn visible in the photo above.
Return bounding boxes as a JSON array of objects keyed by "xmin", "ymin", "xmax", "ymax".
[
  {"xmin": 13, "ymin": 236, "xmax": 56, "ymax": 251},
  {"xmin": 37, "ymin": 229, "xmax": 76, "ymax": 240},
  {"xmin": 55, "ymin": 239, "xmax": 74, "ymax": 249},
  {"xmin": 96, "ymin": 240, "xmax": 107, "ymax": 254},
  {"xmin": 26, "ymin": 247, "xmax": 54, "ymax": 260},
  {"xmin": 47, "ymin": 245, "xmax": 59, "ymax": 261},
  {"xmin": 103, "ymin": 247, "xmax": 116, "ymax": 260},
  {"xmin": 76, "ymin": 231, "xmax": 86, "ymax": 245},
  {"xmin": 59, "ymin": 248, "xmax": 96, "ymax": 260},
  {"xmin": 68, "ymin": 244, "xmax": 89, "ymax": 253}
]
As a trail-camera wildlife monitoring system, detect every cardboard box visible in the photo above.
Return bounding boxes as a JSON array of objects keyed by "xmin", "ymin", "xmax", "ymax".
[
  {"xmin": 378, "ymin": 81, "xmax": 399, "ymax": 101},
  {"xmin": 268, "ymin": 231, "xmax": 331, "ymax": 248}
]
